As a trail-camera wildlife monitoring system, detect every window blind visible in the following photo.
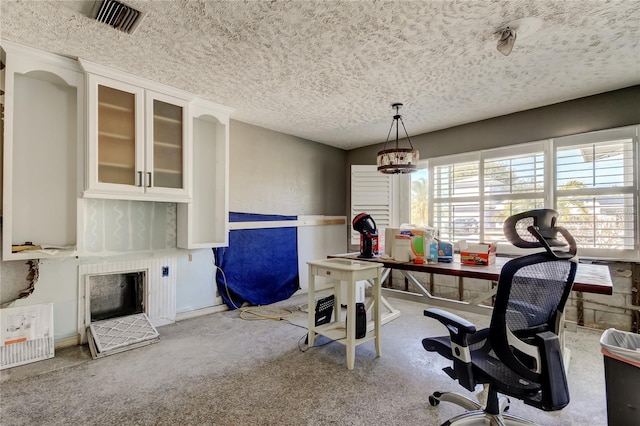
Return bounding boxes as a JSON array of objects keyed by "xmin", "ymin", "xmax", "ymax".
[
  {"xmin": 350, "ymin": 165, "xmax": 393, "ymax": 245},
  {"xmin": 555, "ymin": 135, "xmax": 636, "ymax": 250}
]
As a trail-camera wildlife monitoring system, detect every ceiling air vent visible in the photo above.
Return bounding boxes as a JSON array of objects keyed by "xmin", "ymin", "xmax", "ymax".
[{"xmin": 93, "ymin": 0, "xmax": 143, "ymax": 34}]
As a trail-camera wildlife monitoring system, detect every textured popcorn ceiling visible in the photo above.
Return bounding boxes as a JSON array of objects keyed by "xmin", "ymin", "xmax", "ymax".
[{"xmin": 1, "ymin": 0, "xmax": 639, "ymax": 150}]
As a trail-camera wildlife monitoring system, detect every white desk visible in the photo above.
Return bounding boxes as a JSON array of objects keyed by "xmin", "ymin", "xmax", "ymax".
[{"xmin": 307, "ymin": 258, "xmax": 383, "ymax": 370}]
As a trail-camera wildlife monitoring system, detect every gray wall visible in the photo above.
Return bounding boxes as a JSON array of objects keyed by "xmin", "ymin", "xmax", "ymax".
[
  {"xmin": 229, "ymin": 120, "xmax": 347, "ymax": 216},
  {"xmin": 346, "ymin": 85, "xmax": 640, "ymax": 214}
]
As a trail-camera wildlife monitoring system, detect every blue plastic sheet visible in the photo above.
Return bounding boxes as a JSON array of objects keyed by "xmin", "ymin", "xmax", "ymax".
[{"xmin": 214, "ymin": 212, "xmax": 300, "ymax": 309}]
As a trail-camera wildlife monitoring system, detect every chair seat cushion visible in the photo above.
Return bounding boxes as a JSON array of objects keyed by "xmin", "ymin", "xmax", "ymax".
[
  {"xmin": 472, "ymin": 351, "xmax": 541, "ymax": 396},
  {"xmin": 422, "ymin": 330, "xmax": 542, "ymax": 398}
]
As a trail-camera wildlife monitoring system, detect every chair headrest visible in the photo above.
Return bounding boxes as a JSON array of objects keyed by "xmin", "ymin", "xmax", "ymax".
[{"xmin": 503, "ymin": 209, "xmax": 577, "ymax": 259}]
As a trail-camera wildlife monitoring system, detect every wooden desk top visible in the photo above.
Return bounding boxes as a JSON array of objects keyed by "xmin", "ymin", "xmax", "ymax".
[{"xmin": 329, "ymin": 253, "xmax": 613, "ymax": 295}]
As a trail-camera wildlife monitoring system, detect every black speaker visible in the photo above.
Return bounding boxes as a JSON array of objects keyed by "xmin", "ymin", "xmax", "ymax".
[{"xmin": 355, "ymin": 302, "xmax": 367, "ymax": 339}]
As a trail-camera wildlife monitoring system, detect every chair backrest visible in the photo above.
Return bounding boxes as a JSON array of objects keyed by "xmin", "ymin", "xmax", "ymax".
[
  {"xmin": 503, "ymin": 208, "xmax": 577, "ymax": 259},
  {"xmin": 490, "ymin": 252, "xmax": 577, "ymax": 382},
  {"xmin": 489, "ymin": 209, "xmax": 578, "ymax": 409}
]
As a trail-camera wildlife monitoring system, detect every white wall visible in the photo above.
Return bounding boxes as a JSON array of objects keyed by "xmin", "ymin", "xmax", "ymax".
[
  {"xmin": 296, "ymin": 221, "xmax": 348, "ymax": 291},
  {"xmin": 6, "ymin": 257, "xmax": 79, "ymax": 343},
  {"xmin": 176, "ymin": 248, "xmax": 220, "ymax": 313}
]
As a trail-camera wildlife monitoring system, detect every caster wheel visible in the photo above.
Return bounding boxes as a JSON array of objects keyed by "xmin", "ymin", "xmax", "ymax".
[{"xmin": 429, "ymin": 395, "xmax": 440, "ymax": 406}]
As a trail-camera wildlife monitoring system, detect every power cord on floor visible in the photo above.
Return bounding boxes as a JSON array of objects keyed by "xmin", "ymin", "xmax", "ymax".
[
  {"xmin": 297, "ymin": 333, "xmax": 346, "ymax": 352},
  {"xmin": 211, "ymin": 255, "xmax": 344, "ymax": 352},
  {"xmin": 239, "ymin": 306, "xmax": 295, "ymax": 320},
  {"xmin": 212, "ymin": 261, "xmax": 241, "ymax": 310},
  {"xmin": 212, "ymin": 256, "xmax": 300, "ymax": 320}
]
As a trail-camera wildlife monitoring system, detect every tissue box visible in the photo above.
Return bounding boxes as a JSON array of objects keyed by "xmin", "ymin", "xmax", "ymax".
[{"xmin": 459, "ymin": 241, "xmax": 496, "ymax": 265}]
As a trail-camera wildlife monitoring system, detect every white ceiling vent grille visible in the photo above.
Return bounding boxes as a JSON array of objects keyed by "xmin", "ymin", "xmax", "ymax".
[{"xmin": 94, "ymin": 0, "xmax": 143, "ymax": 34}]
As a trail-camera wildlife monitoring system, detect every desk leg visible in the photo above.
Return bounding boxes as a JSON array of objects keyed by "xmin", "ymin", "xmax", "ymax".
[
  {"xmin": 367, "ymin": 268, "xmax": 401, "ymax": 324},
  {"xmin": 559, "ymin": 310, "xmax": 572, "ymax": 372},
  {"xmin": 374, "ymin": 272, "xmax": 382, "ymax": 358},
  {"xmin": 346, "ymin": 280, "xmax": 356, "ymax": 370},
  {"xmin": 333, "ymin": 279, "xmax": 341, "ymax": 318},
  {"xmin": 307, "ymin": 271, "xmax": 316, "ymax": 347}
]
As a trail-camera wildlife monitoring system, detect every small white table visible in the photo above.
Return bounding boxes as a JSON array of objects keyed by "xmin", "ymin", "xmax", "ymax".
[{"xmin": 307, "ymin": 258, "xmax": 383, "ymax": 370}]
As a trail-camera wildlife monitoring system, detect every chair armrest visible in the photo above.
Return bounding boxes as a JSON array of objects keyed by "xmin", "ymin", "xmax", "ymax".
[
  {"xmin": 534, "ymin": 330, "xmax": 570, "ymax": 410},
  {"xmin": 424, "ymin": 308, "xmax": 476, "ymax": 347}
]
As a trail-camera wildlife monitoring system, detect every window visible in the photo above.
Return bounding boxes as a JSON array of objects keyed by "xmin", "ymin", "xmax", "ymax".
[
  {"xmin": 428, "ymin": 143, "xmax": 545, "ymax": 245},
  {"xmin": 554, "ymin": 127, "xmax": 637, "ymax": 256},
  {"xmin": 431, "ymin": 155, "xmax": 481, "ymax": 242},
  {"xmin": 409, "ymin": 125, "xmax": 639, "ymax": 260},
  {"xmin": 410, "ymin": 168, "xmax": 428, "ymax": 226},
  {"xmin": 483, "ymin": 145, "xmax": 545, "ymax": 243}
]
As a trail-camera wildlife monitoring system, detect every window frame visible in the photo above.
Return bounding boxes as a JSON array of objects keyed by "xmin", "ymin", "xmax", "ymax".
[
  {"xmin": 552, "ymin": 126, "xmax": 638, "ymax": 260},
  {"xmin": 410, "ymin": 125, "xmax": 640, "ymax": 261}
]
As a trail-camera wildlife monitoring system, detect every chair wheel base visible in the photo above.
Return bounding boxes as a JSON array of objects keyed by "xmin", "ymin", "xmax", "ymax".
[{"xmin": 429, "ymin": 395, "xmax": 440, "ymax": 406}]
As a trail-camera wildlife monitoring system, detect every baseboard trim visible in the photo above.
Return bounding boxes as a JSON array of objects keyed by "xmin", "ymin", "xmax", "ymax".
[
  {"xmin": 176, "ymin": 305, "xmax": 228, "ymax": 321},
  {"xmin": 54, "ymin": 336, "xmax": 80, "ymax": 349}
]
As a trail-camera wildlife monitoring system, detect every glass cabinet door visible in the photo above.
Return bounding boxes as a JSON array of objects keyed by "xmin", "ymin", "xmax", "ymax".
[
  {"xmin": 145, "ymin": 90, "xmax": 190, "ymax": 198},
  {"xmin": 97, "ymin": 84, "xmax": 138, "ymax": 185},
  {"xmin": 152, "ymin": 99, "xmax": 183, "ymax": 189},
  {"xmin": 84, "ymin": 71, "xmax": 190, "ymax": 201},
  {"xmin": 86, "ymin": 73, "xmax": 145, "ymax": 196}
]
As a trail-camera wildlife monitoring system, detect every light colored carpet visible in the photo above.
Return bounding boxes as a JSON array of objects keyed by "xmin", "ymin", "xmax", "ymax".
[{"xmin": 0, "ymin": 294, "xmax": 608, "ymax": 425}]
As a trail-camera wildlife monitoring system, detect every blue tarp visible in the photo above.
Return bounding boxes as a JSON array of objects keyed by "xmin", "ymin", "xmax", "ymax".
[{"xmin": 213, "ymin": 212, "xmax": 300, "ymax": 309}]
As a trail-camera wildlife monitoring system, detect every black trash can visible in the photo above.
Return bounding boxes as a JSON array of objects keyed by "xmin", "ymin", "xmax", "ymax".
[{"xmin": 600, "ymin": 328, "xmax": 640, "ymax": 426}]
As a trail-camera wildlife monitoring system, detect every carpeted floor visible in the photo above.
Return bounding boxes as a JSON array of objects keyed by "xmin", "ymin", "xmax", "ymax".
[{"xmin": 0, "ymin": 294, "xmax": 608, "ymax": 425}]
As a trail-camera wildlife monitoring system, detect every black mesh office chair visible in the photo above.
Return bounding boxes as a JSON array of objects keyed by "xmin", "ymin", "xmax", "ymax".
[{"xmin": 422, "ymin": 209, "xmax": 578, "ymax": 425}]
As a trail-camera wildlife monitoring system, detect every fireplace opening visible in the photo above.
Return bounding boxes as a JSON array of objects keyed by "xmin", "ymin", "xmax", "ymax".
[{"xmin": 88, "ymin": 271, "xmax": 145, "ymax": 322}]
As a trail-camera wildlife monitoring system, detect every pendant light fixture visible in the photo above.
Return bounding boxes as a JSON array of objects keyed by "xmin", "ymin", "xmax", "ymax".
[{"xmin": 377, "ymin": 103, "xmax": 419, "ymax": 174}]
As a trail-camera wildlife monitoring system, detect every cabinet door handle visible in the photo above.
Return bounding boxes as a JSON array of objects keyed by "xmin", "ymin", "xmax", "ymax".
[
  {"xmin": 137, "ymin": 171, "xmax": 143, "ymax": 187},
  {"xmin": 146, "ymin": 172, "xmax": 152, "ymax": 188}
]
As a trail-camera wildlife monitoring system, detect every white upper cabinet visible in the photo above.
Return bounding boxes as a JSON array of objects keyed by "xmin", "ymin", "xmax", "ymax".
[
  {"xmin": 1, "ymin": 41, "xmax": 84, "ymax": 260},
  {"xmin": 80, "ymin": 59, "xmax": 192, "ymax": 202},
  {"xmin": 177, "ymin": 101, "xmax": 231, "ymax": 249},
  {"xmin": 1, "ymin": 43, "xmax": 232, "ymax": 259}
]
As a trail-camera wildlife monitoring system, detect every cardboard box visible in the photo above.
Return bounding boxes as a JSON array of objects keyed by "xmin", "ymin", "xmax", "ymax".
[{"xmin": 459, "ymin": 241, "xmax": 496, "ymax": 265}]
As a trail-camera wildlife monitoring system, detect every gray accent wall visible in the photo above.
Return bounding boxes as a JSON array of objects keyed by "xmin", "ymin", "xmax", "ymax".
[
  {"xmin": 229, "ymin": 120, "xmax": 347, "ymax": 216},
  {"xmin": 346, "ymin": 85, "xmax": 640, "ymax": 216}
]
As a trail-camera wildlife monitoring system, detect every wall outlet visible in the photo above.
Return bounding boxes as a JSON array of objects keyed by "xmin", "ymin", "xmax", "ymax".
[{"xmin": 162, "ymin": 266, "xmax": 169, "ymax": 277}]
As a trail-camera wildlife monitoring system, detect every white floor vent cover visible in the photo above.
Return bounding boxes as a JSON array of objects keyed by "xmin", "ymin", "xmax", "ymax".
[{"xmin": 88, "ymin": 313, "xmax": 159, "ymax": 359}]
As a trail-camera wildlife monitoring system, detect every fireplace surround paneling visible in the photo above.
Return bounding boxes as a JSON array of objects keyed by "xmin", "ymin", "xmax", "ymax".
[{"xmin": 78, "ymin": 257, "xmax": 177, "ymax": 342}]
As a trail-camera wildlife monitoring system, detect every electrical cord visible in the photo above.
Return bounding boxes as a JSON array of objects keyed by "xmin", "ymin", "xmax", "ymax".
[
  {"xmin": 211, "ymin": 251, "xmax": 344, "ymax": 352},
  {"xmin": 239, "ymin": 306, "xmax": 295, "ymax": 320},
  {"xmin": 297, "ymin": 332, "xmax": 346, "ymax": 353},
  {"xmin": 211, "ymin": 259, "xmax": 240, "ymax": 310},
  {"xmin": 214, "ymin": 262, "xmax": 297, "ymax": 320}
]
